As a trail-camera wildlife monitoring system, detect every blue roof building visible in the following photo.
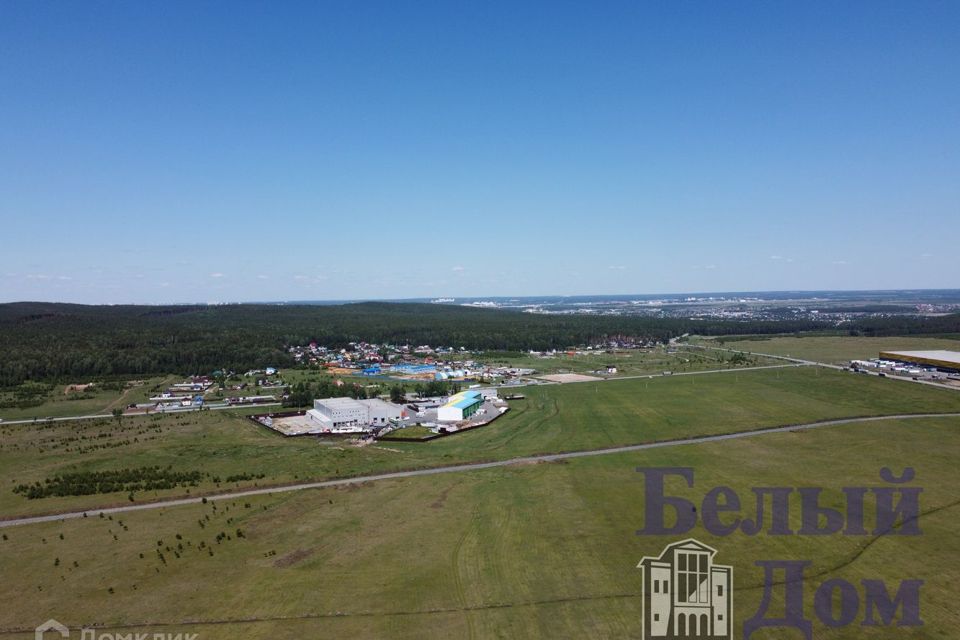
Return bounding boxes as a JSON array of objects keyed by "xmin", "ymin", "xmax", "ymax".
[{"xmin": 437, "ymin": 389, "xmax": 484, "ymax": 422}]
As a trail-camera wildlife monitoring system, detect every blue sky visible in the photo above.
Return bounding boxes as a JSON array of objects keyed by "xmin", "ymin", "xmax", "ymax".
[{"xmin": 1, "ymin": 1, "xmax": 957, "ymax": 303}]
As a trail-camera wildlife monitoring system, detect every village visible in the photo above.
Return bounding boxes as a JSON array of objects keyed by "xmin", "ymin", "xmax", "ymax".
[
  {"xmin": 249, "ymin": 339, "xmax": 673, "ymax": 440},
  {"xmin": 108, "ymin": 342, "xmax": 533, "ymax": 436},
  {"xmin": 112, "ymin": 338, "xmax": 685, "ymax": 422},
  {"xmin": 287, "ymin": 340, "xmax": 538, "ymax": 382}
]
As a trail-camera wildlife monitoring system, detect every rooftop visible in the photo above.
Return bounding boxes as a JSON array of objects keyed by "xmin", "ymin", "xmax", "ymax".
[
  {"xmin": 316, "ymin": 397, "xmax": 365, "ymax": 409},
  {"xmin": 879, "ymin": 350, "xmax": 960, "ymax": 366},
  {"xmin": 359, "ymin": 398, "xmax": 396, "ymax": 410},
  {"xmin": 442, "ymin": 390, "xmax": 484, "ymax": 409}
]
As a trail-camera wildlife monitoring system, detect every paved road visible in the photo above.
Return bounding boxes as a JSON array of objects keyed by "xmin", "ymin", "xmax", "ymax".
[
  {"xmin": 0, "ymin": 402, "xmax": 282, "ymax": 426},
  {"xmin": 3, "ymin": 411, "xmax": 957, "ymax": 529}
]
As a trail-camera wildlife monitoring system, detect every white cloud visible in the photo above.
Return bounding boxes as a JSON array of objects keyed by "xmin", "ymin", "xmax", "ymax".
[
  {"xmin": 608, "ymin": 265, "xmax": 626, "ymax": 270},
  {"xmin": 451, "ymin": 265, "xmax": 465, "ymax": 272},
  {"xmin": 704, "ymin": 264, "xmax": 717, "ymax": 270},
  {"xmin": 257, "ymin": 274, "xmax": 270, "ymax": 280},
  {"xmin": 832, "ymin": 260, "xmax": 850, "ymax": 265},
  {"xmin": 293, "ymin": 274, "xmax": 328, "ymax": 284},
  {"xmin": 210, "ymin": 272, "xmax": 225, "ymax": 278}
]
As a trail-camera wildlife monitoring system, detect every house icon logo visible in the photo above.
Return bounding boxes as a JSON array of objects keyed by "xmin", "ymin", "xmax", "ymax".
[
  {"xmin": 35, "ymin": 619, "xmax": 69, "ymax": 640},
  {"xmin": 638, "ymin": 538, "xmax": 733, "ymax": 639}
]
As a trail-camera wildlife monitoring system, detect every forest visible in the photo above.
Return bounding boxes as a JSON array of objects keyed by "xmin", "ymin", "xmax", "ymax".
[{"xmin": 1, "ymin": 301, "xmax": 958, "ymax": 387}]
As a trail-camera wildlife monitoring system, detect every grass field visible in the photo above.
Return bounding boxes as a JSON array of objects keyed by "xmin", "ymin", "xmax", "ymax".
[
  {"xmin": 455, "ymin": 345, "xmax": 778, "ymax": 378},
  {"xmin": 698, "ymin": 334, "xmax": 960, "ymax": 365},
  {"xmin": 0, "ymin": 376, "xmax": 175, "ymax": 421},
  {"xmin": 2, "ymin": 366, "xmax": 960, "ymax": 517},
  {"xmin": 382, "ymin": 425, "xmax": 436, "ymax": 440},
  {"xmin": 0, "ymin": 415, "xmax": 956, "ymax": 638}
]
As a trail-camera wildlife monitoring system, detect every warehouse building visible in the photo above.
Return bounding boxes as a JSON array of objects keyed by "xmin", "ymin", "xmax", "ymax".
[
  {"xmin": 878, "ymin": 350, "xmax": 960, "ymax": 373},
  {"xmin": 307, "ymin": 397, "xmax": 404, "ymax": 432},
  {"xmin": 437, "ymin": 389, "xmax": 484, "ymax": 422},
  {"xmin": 362, "ymin": 398, "xmax": 405, "ymax": 426}
]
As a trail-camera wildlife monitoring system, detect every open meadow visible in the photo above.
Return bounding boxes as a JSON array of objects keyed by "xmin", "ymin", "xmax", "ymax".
[
  {"xmin": 0, "ymin": 376, "xmax": 175, "ymax": 421},
  {"xmin": 0, "ymin": 415, "xmax": 957, "ymax": 638},
  {"xmin": 454, "ymin": 345, "xmax": 779, "ymax": 378},
  {"xmin": 2, "ymin": 366, "xmax": 960, "ymax": 519},
  {"xmin": 699, "ymin": 334, "xmax": 960, "ymax": 365},
  {"xmin": 4, "ymin": 1, "xmax": 960, "ymax": 636}
]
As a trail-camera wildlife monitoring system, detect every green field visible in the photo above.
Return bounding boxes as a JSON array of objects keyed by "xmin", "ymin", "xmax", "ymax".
[
  {"xmin": 2, "ymin": 366, "xmax": 960, "ymax": 518},
  {"xmin": 0, "ymin": 377, "xmax": 175, "ymax": 421},
  {"xmin": 383, "ymin": 425, "xmax": 436, "ymax": 440},
  {"xmin": 2, "ymin": 336, "xmax": 930, "ymax": 423},
  {"xmin": 1, "ymin": 415, "xmax": 957, "ymax": 638},
  {"xmin": 455, "ymin": 345, "xmax": 778, "ymax": 378},
  {"xmin": 698, "ymin": 334, "xmax": 960, "ymax": 365}
]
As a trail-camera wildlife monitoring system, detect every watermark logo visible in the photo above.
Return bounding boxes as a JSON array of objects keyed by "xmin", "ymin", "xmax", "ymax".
[
  {"xmin": 638, "ymin": 538, "xmax": 733, "ymax": 639},
  {"xmin": 636, "ymin": 466, "xmax": 925, "ymax": 638},
  {"xmin": 33, "ymin": 623, "xmax": 197, "ymax": 640},
  {"xmin": 35, "ymin": 619, "xmax": 69, "ymax": 640}
]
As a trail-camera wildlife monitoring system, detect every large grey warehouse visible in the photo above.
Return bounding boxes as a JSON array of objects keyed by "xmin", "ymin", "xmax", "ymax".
[{"xmin": 878, "ymin": 350, "xmax": 960, "ymax": 373}]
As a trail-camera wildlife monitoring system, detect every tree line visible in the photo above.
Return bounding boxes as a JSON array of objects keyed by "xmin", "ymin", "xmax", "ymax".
[
  {"xmin": 1, "ymin": 301, "xmax": 957, "ymax": 387},
  {"xmin": 13, "ymin": 466, "xmax": 204, "ymax": 499}
]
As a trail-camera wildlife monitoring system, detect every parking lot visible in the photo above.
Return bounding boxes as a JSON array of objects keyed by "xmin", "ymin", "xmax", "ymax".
[{"xmin": 388, "ymin": 399, "xmax": 507, "ymax": 434}]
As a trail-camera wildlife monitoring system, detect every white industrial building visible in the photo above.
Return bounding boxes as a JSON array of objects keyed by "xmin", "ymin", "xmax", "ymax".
[
  {"xmin": 437, "ymin": 390, "xmax": 485, "ymax": 422},
  {"xmin": 362, "ymin": 398, "xmax": 405, "ymax": 426},
  {"xmin": 307, "ymin": 397, "xmax": 404, "ymax": 432},
  {"xmin": 878, "ymin": 350, "xmax": 960, "ymax": 373}
]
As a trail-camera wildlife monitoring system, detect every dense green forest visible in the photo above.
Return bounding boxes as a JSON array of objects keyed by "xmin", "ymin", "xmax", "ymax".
[{"xmin": 1, "ymin": 302, "xmax": 958, "ymax": 386}]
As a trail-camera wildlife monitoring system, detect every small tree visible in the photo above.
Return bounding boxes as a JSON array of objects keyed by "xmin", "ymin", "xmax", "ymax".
[{"xmin": 112, "ymin": 408, "xmax": 123, "ymax": 425}]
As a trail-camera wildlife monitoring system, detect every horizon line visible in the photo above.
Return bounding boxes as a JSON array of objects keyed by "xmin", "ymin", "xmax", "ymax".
[{"xmin": 3, "ymin": 287, "xmax": 960, "ymax": 307}]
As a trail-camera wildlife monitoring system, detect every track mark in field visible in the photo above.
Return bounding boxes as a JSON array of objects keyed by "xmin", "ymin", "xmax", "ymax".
[
  {"xmin": 273, "ymin": 547, "xmax": 315, "ymax": 568},
  {"xmin": 493, "ymin": 396, "xmax": 559, "ymax": 450},
  {"xmin": 103, "ymin": 375, "xmax": 174, "ymax": 413},
  {"xmin": 0, "ymin": 591, "xmax": 644, "ymax": 636},
  {"xmin": 430, "ymin": 481, "xmax": 460, "ymax": 509},
  {"xmin": 0, "ymin": 498, "xmax": 956, "ymax": 637},
  {"xmin": 451, "ymin": 509, "xmax": 480, "ymax": 640},
  {"xmin": 103, "ymin": 386, "xmax": 134, "ymax": 413},
  {"xmin": 738, "ymin": 497, "xmax": 960, "ymax": 591}
]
